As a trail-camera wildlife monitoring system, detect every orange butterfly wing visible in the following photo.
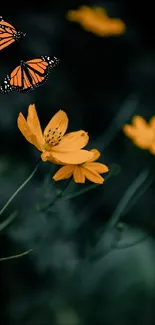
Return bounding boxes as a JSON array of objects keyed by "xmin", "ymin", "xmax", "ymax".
[
  {"xmin": 0, "ymin": 16, "xmax": 25, "ymax": 51},
  {"xmin": 22, "ymin": 58, "xmax": 49, "ymax": 91},
  {"xmin": 0, "ymin": 56, "xmax": 59, "ymax": 93}
]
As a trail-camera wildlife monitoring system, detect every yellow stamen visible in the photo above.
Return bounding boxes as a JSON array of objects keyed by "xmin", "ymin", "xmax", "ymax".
[{"xmin": 44, "ymin": 127, "xmax": 63, "ymax": 149}]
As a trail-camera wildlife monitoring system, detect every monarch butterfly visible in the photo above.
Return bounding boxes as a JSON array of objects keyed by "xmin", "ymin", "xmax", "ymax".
[
  {"xmin": 0, "ymin": 16, "xmax": 26, "ymax": 51},
  {"xmin": 0, "ymin": 56, "xmax": 59, "ymax": 94}
]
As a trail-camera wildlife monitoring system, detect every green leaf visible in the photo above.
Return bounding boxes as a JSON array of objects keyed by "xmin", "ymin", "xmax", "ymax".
[
  {"xmin": 94, "ymin": 223, "xmax": 149, "ymax": 258},
  {"xmin": 115, "ymin": 223, "xmax": 149, "ymax": 249},
  {"xmin": 84, "ymin": 224, "xmax": 155, "ymax": 324}
]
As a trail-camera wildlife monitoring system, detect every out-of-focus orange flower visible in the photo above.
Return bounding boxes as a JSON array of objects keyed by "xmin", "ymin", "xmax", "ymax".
[
  {"xmin": 53, "ymin": 149, "xmax": 109, "ymax": 184},
  {"xmin": 123, "ymin": 115, "xmax": 155, "ymax": 154},
  {"xmin": 66, "ymin": 6, "xmax": 126, "ymax": 37},
  {"xmin": 17, "ymin": 104, "xmax": 94, "ymax": 164}
]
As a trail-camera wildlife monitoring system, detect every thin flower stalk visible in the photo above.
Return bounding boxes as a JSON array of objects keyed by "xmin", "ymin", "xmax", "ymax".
[{"xmin": 0, "ymin": 163, "xmax": 39, "ymax": 217}]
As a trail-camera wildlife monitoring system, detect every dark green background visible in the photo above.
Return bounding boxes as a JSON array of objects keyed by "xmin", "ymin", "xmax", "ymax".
[{"xmin": 1, "ymin": 2, "xmax": 155, "ymax": 325}]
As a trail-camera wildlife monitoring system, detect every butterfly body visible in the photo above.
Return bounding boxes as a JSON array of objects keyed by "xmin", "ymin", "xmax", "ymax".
[
  {"xmin": 0, "ymin": 56, "xmax": 59, "ymax": 94},
  {"xmin": 0, "ymin": 16, "xmax": 26, "ymax": 51},
  {"xmin": 14, "ymin": 30, "xmax": 26, "ymax": 41}
]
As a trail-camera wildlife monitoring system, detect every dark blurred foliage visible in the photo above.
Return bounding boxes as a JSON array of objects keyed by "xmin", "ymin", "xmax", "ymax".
[{"xmin": 1, "ymin": 2, "xmax": 155, "ymax": 325}]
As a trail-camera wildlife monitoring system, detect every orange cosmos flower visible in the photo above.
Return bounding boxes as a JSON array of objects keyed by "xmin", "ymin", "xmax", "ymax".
[
  {"xmin": 66, "ymin": 6, "xmax": 126, "ymax": 37},
  {"xmin": 17, "ymin": 104, "xmax": 94, "ymax": 164},
  {"xmin": 123, "ymin": 115, "xmax": 155, "ymax": 154},
  {"xmin": 53, "ymin": 149, "xmax": 109, "ymax": 184}
]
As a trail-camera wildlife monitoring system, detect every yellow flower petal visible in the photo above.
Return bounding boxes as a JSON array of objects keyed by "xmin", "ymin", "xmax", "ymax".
[
  {"xmin": 133, "ymin": 129, "xmax": 154, "ymax": 148},
  {"xmin": 132, "ymin": 116, "xmax": 148, "ymax": 130},
  {"xmin": 17, "ymin": 113, "xmax": 42, "ymax": 151},
  {"xmin": 81, "ymin": 14, "xmax": 101, "ymax": 32},
  {"xmin": 41, "ymin": 151, "xmax": 48, "ymax": 162},
  {"xmin": 52, "ymin": 130, "xmax": 89, "ymax": 152},
  {"xmin": 44, "ymin": 110, "xmax": 68, "ymax": 138},
  {"xmin": 149, "ymin": 116, "xmax": 155, "ymax": 131},
  {"xmin": 53, "ymin": 165, "xmax": 75, "ymax": 181},
  {"xmin": 67, "ymin": 6, "xmax": 125, "ymax": 37},
  {"xmin": 50, "ymin": 149, "xmax": 94, "ymax": 164},
  {"xmin": 133, "ymin": 139, "xmax": 149, "ymax": 149},
  {"xmin": 101, "ymin": 20, "xmax": 126, "ymax": 35},
  {"xmin": 73, "ymin": 166, "xmax": 85, "ymax": 183},
  {"xmin": 86, "ymin": 162, "xmax": 109, "ymax": 174},
  {"xmin": 86, "ymin": 149, "xmax": 101, "ymax": 162},
  {"xmin": 27, "ymin": 104, "xmax": 44, "ymax": 147},
  {"xmin": 93, "ymin": 7, "xmax": 108, "ymax": 18},
  {"xmin": 82, "ymin": 166, "xmax": 104, "ymax": 184},
  {"xmin": 123, "ymin": 125, "xmax": 137, "ymax": 138},
  {"xmin": 47, "ymin": 156, "xmax": 65, "ymax": 165},
  {"xmin": 149, "ymin": 143, "xmax": 155, "ymax": 155},
  {"xmin": 123, "ymin": 115, "xmax": 155, "ymax": 151},
  {"xmin": 67, "ymin": 6, "xmax": 90, "ymax": 22}
]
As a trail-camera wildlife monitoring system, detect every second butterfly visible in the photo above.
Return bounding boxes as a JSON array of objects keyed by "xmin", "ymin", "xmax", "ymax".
[{"xmin": 0, "ymin": 56, "xmax": 59, "ymax": 94}]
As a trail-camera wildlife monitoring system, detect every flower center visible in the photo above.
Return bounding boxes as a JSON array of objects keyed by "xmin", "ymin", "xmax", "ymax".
[{"xmin": 44, "ymin": 128, "xmax": 63, "ymax": 148}]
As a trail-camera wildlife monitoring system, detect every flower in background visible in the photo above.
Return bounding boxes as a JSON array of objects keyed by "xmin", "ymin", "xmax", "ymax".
[
  {"xmin": 17, "ymin": 104, "xmax": 94, "ymax": 164},
  {"xmin": 66, "ymin": 6, "xmax": 126, "ymax": 37},
  {"xmin": 53, "ymin": 149, "xmax": 109, "ymax": 184},
  {"xmin": 123, "ymin": 115, "xmax": 155, "ymax": 154}
]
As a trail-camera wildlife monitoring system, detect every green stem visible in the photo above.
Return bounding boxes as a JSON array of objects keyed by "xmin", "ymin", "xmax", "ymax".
[
  {"xmin": 0, "ymin": 248, "xmax": 33, "ymax": 261},
  {"xmin": 123, "ymin": 175, "xmax": 154, "ymax": 216},
  {"xmin": 0, "ymin": 211, "xmax": 18, "ymax": 231},
  {"xmin": 39, "ymin": 178, "xmax": 72, "ymax": 212},
  {"xmin": 63, "ymin": 164, "xmax": 120, "ymax": 200},
  {"xmin": 64, "ymin": 176, "xmax": 109, "ymax": 200},
  {"xmin": 97, "ymin": 94, "xmax": 140, "ymax": 149},
  {"xmin": 106, "ymin": 168, "xmax": 151, "ymax": 229},
  {"xmin": 0, "ymin": 163, "xmax": 39, "ymax": 217}
]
